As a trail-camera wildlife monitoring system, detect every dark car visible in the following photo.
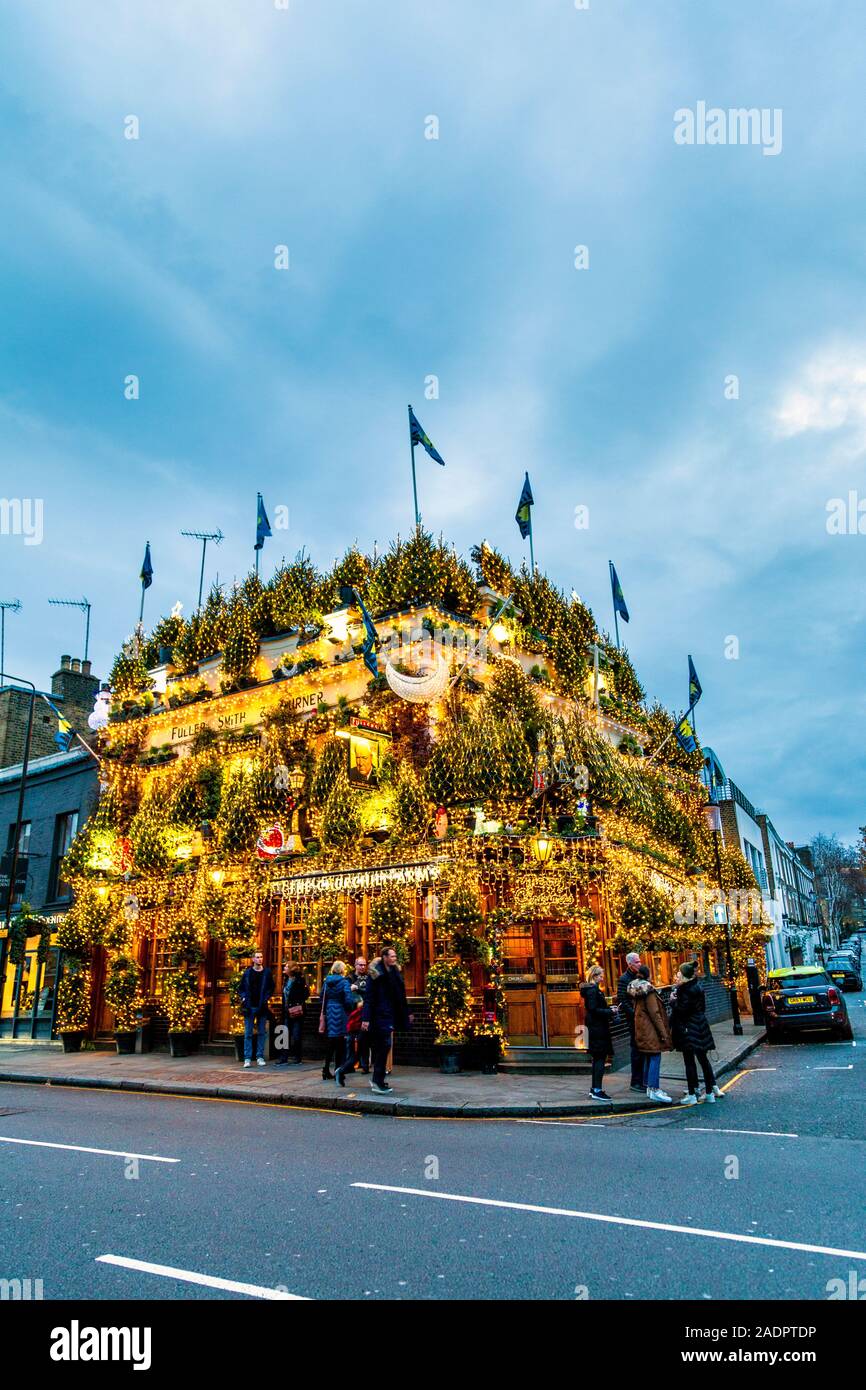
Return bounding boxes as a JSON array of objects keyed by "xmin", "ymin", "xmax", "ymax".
[
  {"xmin": 762, "ymin": 967, "xmax": 852, "ymax": 1041},
  {"xmin": 824, "ymin": 955, "xmax": 863, "ymax": 992}
]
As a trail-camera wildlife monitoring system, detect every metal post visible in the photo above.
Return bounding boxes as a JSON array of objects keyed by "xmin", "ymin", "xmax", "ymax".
[
  {"xmin": 198, "ymin": 539, "xmax": 207, "ymax": 610},
  {"xmin": 711, "ymin": 822, "xmax": 743, "ymax": 1035},
  {"xmin": 411, "ymin": 442, "xmax": 419, "ymax": 528}
]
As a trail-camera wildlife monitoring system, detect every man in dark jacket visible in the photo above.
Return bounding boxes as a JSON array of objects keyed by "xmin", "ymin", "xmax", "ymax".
[
  {"xmin": 348, "ymin": 956, "xmax": 370, "ymax": 1073},
  {"xmin": 360, "ymin": 948, "xmax": 413, "ymax": 1094},
  {"xmin": 238, "ymin": 951, "xmax": 275, "ymax": 1068},
  {"xmin": 616, "ymin": 951, "xmax": 645, "ymax": 1091}
]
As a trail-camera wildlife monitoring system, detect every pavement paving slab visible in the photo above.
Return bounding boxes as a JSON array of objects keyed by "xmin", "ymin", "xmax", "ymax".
[{"xmin": 0, "ymin": 1023, "xmax": 764, "ymax": 1117}]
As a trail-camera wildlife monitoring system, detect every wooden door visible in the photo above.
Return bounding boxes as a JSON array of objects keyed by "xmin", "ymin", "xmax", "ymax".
[
  {"xmin": 539, "ymin": 921, "xmax": 585, "ymax": 1048},
  {"xmin": 502, "ymin": 919, "xmax": 543, "ymax": 1045}
]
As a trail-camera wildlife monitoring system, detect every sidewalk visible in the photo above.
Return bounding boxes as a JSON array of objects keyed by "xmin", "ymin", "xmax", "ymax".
[{"xmin": 0, "ymin": 1023, "xmax": 764, "ymax": 1118}]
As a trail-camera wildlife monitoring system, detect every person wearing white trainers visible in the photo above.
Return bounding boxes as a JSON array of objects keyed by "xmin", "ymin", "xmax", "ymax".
[
  {"xmin": 628, "ymin": 965, "xmax": 674, "ymax": 1105},
  {"xmin": 238, "ymin": 950, "xmax": 275, "ymax": 1070},
  {"xmin": 669, "ymin": 961, "xmax": 720, "ymax": 1104}
]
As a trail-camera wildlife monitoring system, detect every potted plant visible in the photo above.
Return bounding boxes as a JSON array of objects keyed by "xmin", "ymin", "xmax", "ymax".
[
  {"xmin": 56, "ymin": 956, "xmax": 92, "ymax": 1052},
  {"xmin": 163, "ymin": 968, "xmax": 202, "ymax": 1057},
  {"xmin": 104, "ymin": 954, "xmax": 143, "ymax": 1054},
  {"xmin": 426, "ymin": 959, "xmax": 473, "ymax": 1074}
]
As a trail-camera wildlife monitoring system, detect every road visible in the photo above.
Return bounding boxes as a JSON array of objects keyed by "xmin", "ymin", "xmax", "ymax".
[{"xmin": 1, "ymin": 992, "xmax": 863, "ymax": 1301}]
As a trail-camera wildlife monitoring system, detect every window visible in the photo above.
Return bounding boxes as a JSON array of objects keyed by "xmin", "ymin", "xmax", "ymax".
[
  {"xmin": 4, "ymin": 821, "xmax": 31, "ymax": 908},
  {"xmin": 49, "ymin": 811, "xmax": 79, "ymax": 901}
]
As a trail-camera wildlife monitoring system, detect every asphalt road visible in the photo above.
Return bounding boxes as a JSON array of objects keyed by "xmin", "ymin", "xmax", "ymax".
[{"xmin": 1, "ymin": 992, "xmax": 863, "ymax": 1301}]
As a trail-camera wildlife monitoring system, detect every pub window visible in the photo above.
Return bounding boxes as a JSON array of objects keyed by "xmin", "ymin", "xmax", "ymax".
[
  {"xmin": 4, "ymin": 821, "xmax": 31, "ymax": 908},
  {"xmin": 270, "ymin": 899, "xmax": 321, "ymax": 991},
  {"xmin": 49, "ymin": 811, "xmax": 79, "ymax": 901}
]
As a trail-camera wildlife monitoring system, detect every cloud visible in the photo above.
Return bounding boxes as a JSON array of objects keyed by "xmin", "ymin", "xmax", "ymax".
[{"xmin": 774, "ymin": 345, "xmax": 866, "ymax": 444}]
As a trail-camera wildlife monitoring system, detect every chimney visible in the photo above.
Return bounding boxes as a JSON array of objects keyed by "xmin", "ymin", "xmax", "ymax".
[{"xmin": 51, "ymin": 653, "xmax": 100, "ymax": 745}]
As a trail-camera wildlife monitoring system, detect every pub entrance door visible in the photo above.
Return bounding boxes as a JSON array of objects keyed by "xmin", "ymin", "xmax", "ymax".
[{"xmin": 501, "ymin": 918, "xmax": 586, "ymax": 1049}]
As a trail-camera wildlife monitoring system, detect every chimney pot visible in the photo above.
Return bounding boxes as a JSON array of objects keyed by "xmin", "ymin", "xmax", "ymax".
[
  {"xmin": 82, "ymin": 660, "xmax": 92, "ymax": 676},
  {"xmin": 61, "ymin": 655, "xmax": 71, "ymax": 670},
  {"xmin": 71, "ymin": 658, "xmax": 81, "ymax": 673}
]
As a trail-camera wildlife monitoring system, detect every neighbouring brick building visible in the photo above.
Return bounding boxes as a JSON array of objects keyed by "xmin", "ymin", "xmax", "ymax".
[
  {"xmin": 0, "ymin": 656, "xmax": 99, "ymax": 769},
  {"xmin": 0, "ymin": 744, "xmax": 100, "ymax": 1039}
]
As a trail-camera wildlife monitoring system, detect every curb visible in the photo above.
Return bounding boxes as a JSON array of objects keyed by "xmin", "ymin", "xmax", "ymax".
[{"xmin": 0, "ymin": 1032, "xmax": 764, "ymax": 1120}]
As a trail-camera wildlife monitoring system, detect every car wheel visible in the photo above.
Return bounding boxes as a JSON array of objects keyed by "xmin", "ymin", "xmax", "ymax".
[
  {"xmin": 765, "ymin": 1026, "xmax": 783, "ymax": 1043},
  {"xmin": 834, "ymin": 1023, "xmax": 854, "ymax": 1041}
]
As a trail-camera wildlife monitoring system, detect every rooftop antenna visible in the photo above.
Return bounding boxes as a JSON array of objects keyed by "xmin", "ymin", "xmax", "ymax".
[
  {"xmin": 48, "ymin": 597, "xmax": 91, "ymax": 662},
  {"xmin": 0, "ymin": 600, "xmax": 21, "ymax": 682},
  {"xmin": 181, "ymin": 529, "xmax": 224, "ymax": 610}
]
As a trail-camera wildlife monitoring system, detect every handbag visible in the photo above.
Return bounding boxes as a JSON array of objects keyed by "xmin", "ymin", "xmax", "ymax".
[
  {"xmin": 318, "ymin": 981, "xmax": 329, "ymax": 1035},
  {"xmin": 288, "ymin": 1004, "xmax": 303, "ymax": 1018}
]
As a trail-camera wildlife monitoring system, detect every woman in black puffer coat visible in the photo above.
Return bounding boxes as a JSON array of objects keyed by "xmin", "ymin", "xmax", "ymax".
[
  {"xmin": 669, "ymin": 961, "xmax": 723, "ymax": 1105},
  {"xmin": 579, "ymin": 965, "xmax": 615, "ymax": 1102}
]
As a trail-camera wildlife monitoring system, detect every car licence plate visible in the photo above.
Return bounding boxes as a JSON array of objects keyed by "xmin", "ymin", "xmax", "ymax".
[
  {"xmin": 788, "ymin": 995, "xmax": 815, "ymax": 1004},
  {"xmin": 831, "ymin": 973, "xmax": 845, "ymax": 980}
]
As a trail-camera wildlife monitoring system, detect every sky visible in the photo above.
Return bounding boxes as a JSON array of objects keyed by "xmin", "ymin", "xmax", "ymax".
[{"xmin": 0, "ymin": 1, "xmax": 864, "ymax": 846}]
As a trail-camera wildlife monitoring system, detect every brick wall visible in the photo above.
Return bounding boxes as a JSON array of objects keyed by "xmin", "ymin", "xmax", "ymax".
[{"xmin": 299, "ymin": 996, "xmax": 440, "ymax": 1068}]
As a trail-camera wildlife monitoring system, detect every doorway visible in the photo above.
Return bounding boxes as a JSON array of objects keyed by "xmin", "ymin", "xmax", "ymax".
[{"xmin": 501, "ymin": 918, "xmax": 586, "ymax": 1049}]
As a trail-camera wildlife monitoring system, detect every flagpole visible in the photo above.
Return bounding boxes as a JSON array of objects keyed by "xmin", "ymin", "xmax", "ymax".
[
  {"xmin": 408, "ymin": 405, "xmax": 420, "ymax": 528},
  {"xmin": 138, "ymin": 542, "xmax": 149, "ymax": 624},
  {"xmin": 609, "ymin": 562, "xmax": 621, "ymax": 649},
  {"xmin": 528, "ymin": 513, "xmax": 535, "ymax": 576}
]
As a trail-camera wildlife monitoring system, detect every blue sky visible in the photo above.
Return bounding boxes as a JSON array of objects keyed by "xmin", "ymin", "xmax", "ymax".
[{"xmin": 1, "ymin": 1, "xmax": 864, "ymax": 845}]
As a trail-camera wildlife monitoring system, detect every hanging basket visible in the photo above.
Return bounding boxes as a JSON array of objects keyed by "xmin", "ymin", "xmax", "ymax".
[{"xmin": 384, "ymin": 654, "xmax": 450, "ymax": 703}]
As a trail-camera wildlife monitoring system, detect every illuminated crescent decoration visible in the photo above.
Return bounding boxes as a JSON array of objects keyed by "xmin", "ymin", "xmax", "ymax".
[{"xmin": 384, "ymin": 653, "xmax": 450, "ymax": 703}]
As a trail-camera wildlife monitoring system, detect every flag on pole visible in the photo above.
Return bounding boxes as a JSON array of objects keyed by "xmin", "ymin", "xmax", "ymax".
[
  {"xmin": 674, "ymin": 709, "xmax": 697, "ymax": 754},
  {"xmin": 515, "ymin": 473, "xmax": 534, "ymax": 539},
  {"xmin": 688, "ymin": 655, "xmax": 702, "ymax": 708},
  {"xmin": 43, "ymin": 695, "xmax": 74, "ymax": 751},
  {"xmin": 140, "ymin": 543, "xmax": 153, "ymax": 590},
  {"xmin": 349, "ymin": 589, "xmax": 380, "ymax": 677},
  {"xmin": 255, "ymin": 494, "xmax": 272, "ymax": 551},
  {"xmin": 408, "ymin": 407, "xmax": 445, "ymax": 466},
  {"xmin": 609, "ymin": 562, "xmax": 629, "ymax": 623}
]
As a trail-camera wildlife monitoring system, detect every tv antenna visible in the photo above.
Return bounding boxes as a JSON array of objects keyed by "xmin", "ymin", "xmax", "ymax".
[
  {"xmin": 181, "ymin": 529, "xmax": 224, "ymax": 610},
  {"xmin": 0, "ymin": 600, "xmax": 21, "ymax": 681},
  {"xmin": 48, "ymin": 597, "xmax": 91, "ymax": 662}
]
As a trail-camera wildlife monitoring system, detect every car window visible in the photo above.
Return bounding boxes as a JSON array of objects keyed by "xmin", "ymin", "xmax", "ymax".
[{"xmin": 770, "ymin": 974, "xmax": 828, "ymax": 991}]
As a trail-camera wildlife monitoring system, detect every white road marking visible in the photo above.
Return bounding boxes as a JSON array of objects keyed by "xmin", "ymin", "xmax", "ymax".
[
  {"xmin": 743, "ymin": 1067, "xmax": 777, "ymax": 1071},
  {"xmin": 517, "ymin": 1120, "xmax": 608, "ymax": 1127},
  {"xmin": 0, "ymin": 1136, "xmax": 178, "ymax": 1163},
  {"xmin": 814, "ymin": 1065, "xmax": 854, "ymax": 1070},
  {"xmin": 96, "ymin": 1255, "xmax": 308, "ymax": 1299},
  {"xmin": 684, "ymin": 1127, "xmax": 798, "ymax": 1138},
  {"xmin": 352, "ymin": 1184, "xmax": 866, "ymax": 1262}
]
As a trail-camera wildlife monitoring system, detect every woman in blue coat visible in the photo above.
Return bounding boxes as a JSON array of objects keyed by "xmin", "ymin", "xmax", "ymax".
[{"xmin": 320, "ymin": 960, "xmax": 355, "ymax": 1080}]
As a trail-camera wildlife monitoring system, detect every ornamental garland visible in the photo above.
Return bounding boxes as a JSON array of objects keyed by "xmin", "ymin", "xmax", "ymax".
[
  {"xmin": 56, "ymin": 958, "xmax": 92, "ymax": 1032},
  {"xmin": 369, "ymin": 885, "xmax": 414, "ymax": 961},
  {"xmin": 305, "ymin": 898, "xmax": 347, "ymax": 962},
  {"xmin": 425, "ymin": 958, "xmax": 474, "ymax": 1044},
  {"xmin": 103, "ymin": 954, "xmax": 144, "ymax": 1031}
]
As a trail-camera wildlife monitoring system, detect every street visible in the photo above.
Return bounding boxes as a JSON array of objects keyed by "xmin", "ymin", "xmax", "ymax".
[{"xmin": 1, "ymin": 994, "xmax": 863, "ymax": 1302}]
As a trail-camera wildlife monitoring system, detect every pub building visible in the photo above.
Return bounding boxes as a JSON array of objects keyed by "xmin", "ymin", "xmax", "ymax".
[{"xmin": 59, "ymin": 536, "xmax": 767, "ymax": 1065}]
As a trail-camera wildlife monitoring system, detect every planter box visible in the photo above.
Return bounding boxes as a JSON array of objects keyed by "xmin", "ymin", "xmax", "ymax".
[
  {"xmin": 60, "ymin": 1031, "xmax": 84, "ymax": 1054},
  {"xmin": 233, "ymin": 1035, "xmax": 245, "ymax": 1062},
  {"xmin": 168, "ymin": 1031, "xmax": 200, "ymax": 1059},
  {"xmin": 436, "ymin": 1043, "xmax": 463, "ymax": 1075},
  {"xmin": 114, "ymin": 1031, "xmax": 137, "ymax": 1055}
]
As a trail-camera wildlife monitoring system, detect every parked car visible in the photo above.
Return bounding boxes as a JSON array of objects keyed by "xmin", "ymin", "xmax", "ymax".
[
  {"xmin": 823, "ymin": 955, "xmax": 863, "ymax": 992},
  {"xmin": 762, "ymin": 966, "xmax": 852, "ymax": 1041}
]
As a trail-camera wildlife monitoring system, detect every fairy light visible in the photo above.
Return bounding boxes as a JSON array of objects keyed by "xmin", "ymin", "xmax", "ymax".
[{"xmin": 65, "ymin": 538, "xmax": 768, "ymax": 1046}]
